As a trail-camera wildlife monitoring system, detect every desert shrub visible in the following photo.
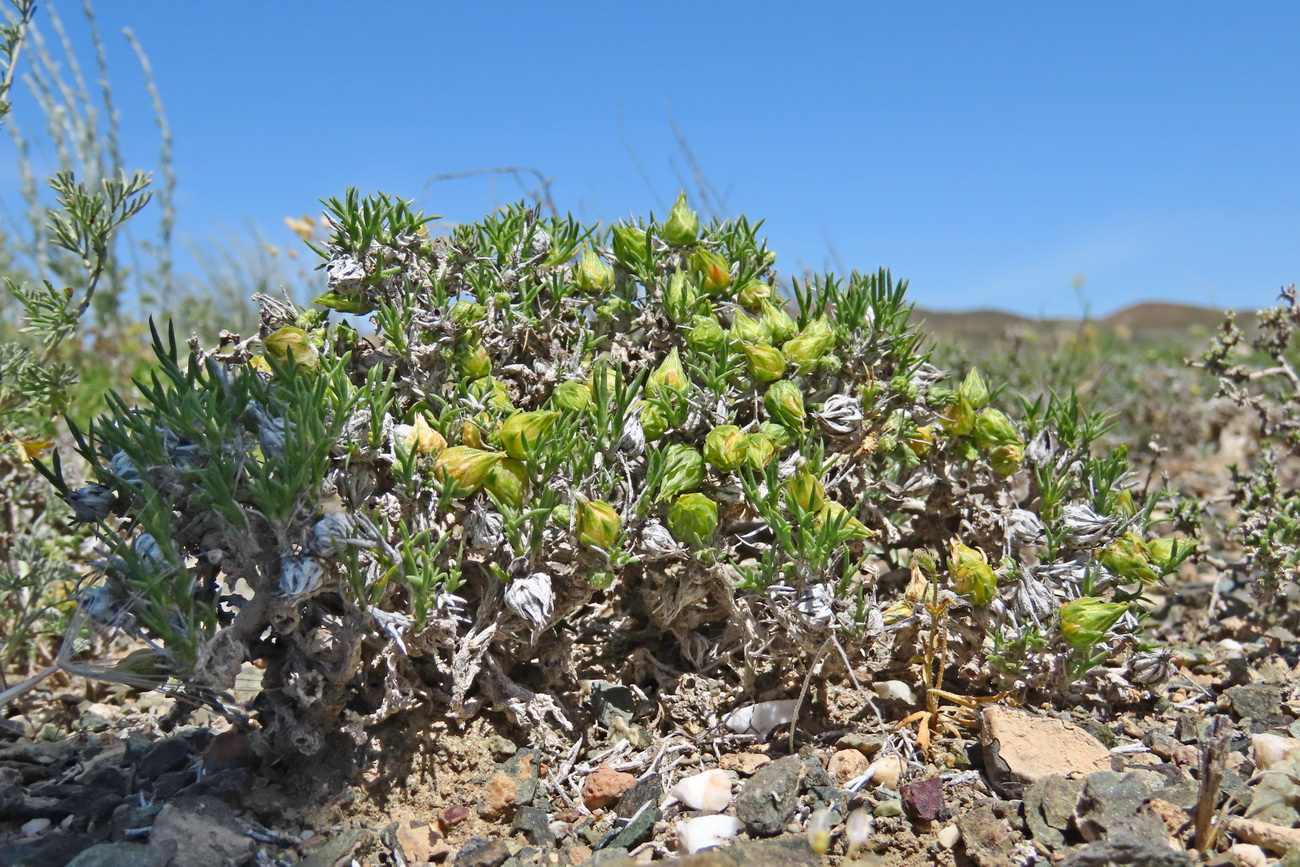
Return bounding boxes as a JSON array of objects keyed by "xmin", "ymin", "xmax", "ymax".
[
  {"xmin": 1193, "ymin": 286, "xmax": 1300, "ymax": 597},
  {"xmin": 33, "ymin": 192, "xmax": 1190, "ymax": 755}
]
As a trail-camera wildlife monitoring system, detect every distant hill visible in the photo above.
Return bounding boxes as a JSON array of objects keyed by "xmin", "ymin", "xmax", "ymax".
[{"xmin": 914, "ymin": 301, "xmax": 1233, "ymax": 345}]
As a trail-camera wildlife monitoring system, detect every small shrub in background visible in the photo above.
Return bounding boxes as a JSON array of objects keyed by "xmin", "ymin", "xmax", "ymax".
[{"xmin": 34, "ymin": 190, "xmax": 1191, "ymax": 758}]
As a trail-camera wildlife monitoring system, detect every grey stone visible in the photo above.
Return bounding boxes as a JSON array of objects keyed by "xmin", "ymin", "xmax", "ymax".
[
  {"xmin": 136, "ymin": 737, "xmax": 194, "ymax": 781},
  {"xmin": 584, "ymin": 834, "xmax": 820, "ymax": 867},
  {"xmin": 1060, "ymin": 832, "xmax": 1193, "ymax": 866},
  {"xmin": 1074, "ymin": 772, "xmax": 1164, "ymax": 843},
  {"xmin": 736, "ymin": 755, "xmax": 803, "ymax": 837},
  {"xmin": 297, "ymin": 829, "xmax": 370, "ymax": 867},
  {"xmin": 605, "ymin": 804, "xmax": 660, "ymax": 850},
  {"xmin": 66, "ymin": 843, "xmax": 166, "ymax": 867},
  {"xmin": 511, "ymin": 805, "xmax": 554, "ymax": 847},
  {"xmin": 590, "ymin": 681, "xmax": 635, "ymax": 727},
  {"xmin": 589, "ymin": 847, "xmax": 632, "ymax": 865},
  {"xmin": 0, "ymin": 834, "xmax": 94, "ymax": 867},
  {"xmin": 485, "ymin": 735, "xmax": 517, "ymax": 759},
  {"xmin": 1023, "ymin": 775, "xmax": 1084, "ymax": 848},
  {"xmin": 1174, "ymin": 714, "xmax": 1209, "ymax": 744},
  {"xmin": 1246, "ymin": 751, "xmax": 1300, "ymax": 826},
  {"xmin": 455, "ymin": 837, "xmax": 511, "ymax": 867},
  {"xmin": 615, "ymin": 773, "xmax": 662, "ymax": 819},
  {"xmin": 503, "ymin": 748, "xmax": 540, "ymax": 807},
  {"xmin": 1225, "ymin": 684, "xmax": 1284, "ymax": 725},
  {"xmin": 799, "ymin": 757, "xmax": 832, "ymax": 791},
  {"xmin": 148, "ymin": 795, "xmax": 253, "ymax": 866},
  {"xmin": 807, "ymin": 785, "xmax": 849, "ymax": 824}
]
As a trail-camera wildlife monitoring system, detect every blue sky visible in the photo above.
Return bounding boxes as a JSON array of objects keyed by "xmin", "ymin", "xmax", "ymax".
[{"xmin": 7, "ymin": 2, "xmax": 1299, "ymax": 317}]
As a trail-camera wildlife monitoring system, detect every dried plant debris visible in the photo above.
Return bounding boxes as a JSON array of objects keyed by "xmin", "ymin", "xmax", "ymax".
[{"xmin": 23, "ymin": 191, "xmax": 1191, "ymax": 772}]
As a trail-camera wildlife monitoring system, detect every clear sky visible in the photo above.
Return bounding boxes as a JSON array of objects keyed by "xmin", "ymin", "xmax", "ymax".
[{"xmin": 7, "ymin": 2, "xmax": 1299, "ymax": 317}]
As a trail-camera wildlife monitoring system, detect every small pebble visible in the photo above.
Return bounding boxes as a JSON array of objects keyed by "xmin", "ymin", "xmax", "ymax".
[
  {"xmin": 937, "ymin": 824, "xmax": 961, "ymax": 848},
  {"xmin": 874, "ymin": 799, "xmax": 904, "ymax": 818},
  {"xmin": 20, "ymin": 818, "xmax": 50, "ymax": 837}
]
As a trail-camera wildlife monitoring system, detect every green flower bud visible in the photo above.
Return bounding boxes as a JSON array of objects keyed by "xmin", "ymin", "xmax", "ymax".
[
  {"xmin": 1148, "ymin": 537, "xmax": 1193, "ymax": 574},
  {"xmin": 736, "ymin": 279, "xmax": 771, "ymax": 311},
  {"xmin": 264, "ymin": 326, "xmax": 320, "ymax": 371},
  {"xmin": 663, "ymin": 191, "xmax": 699, "ymax": 246},
  {"xmin": 764, "ymin": 381, "xmax": 806, "ymax": 431},
  {"xmin": 658, "ymin": 443, "xmax": 705, "ymax": 501},
  {"xmin": 667, "ymin": 492, "xmax": 719, "ymax": 547},
  {"xmin": 784, "ymin": 471, "xmax": 825, "ymax": 513},
  {"xmin": 742, "ymin": 343, "xmax": 787, "ymax": 384},
  {"xmin": 612, "ymin": 225, "xmax": 650, "ymax": 271},
  {"xmin": 729, "ymin": 309, "xmax": 766, "ymax": 345},
  {"xmin": 551, "ymin": 381, "xmax": 594, "ymax": 413},
  {"xmin": 1113, "ymin": 489, "xmax": 1138, "ymax": 519},
  {"xmin": 576, "ymin": 499, "xmax": 622, "ymax": 551},
  {"xmin": 957, "ymin": 368, "xmax": 990, "ymax": 410},
  {"xmin": 313, "ymin": 290, "xmax": 374, "ymax": 315},
  {"xmin": 499, "ymin": 411, "xmax": 561, "ymax": 462},
  {"xmin": 574, "ymin": 248, "xmax": 615, "ymax": 293},
  {"xmin": 704, "ymin": 425, "xmax": 746, "ymax": 472},
  {"xmin": 686, "ymin": 316, "xmax": 728, "ymax": 355},
  {"xmin": 989, "ymin": 443, "xmax": 1023, "ymax": 477},
  {"xmin": 1059, "ymin": 597, "xmax": 1127, "ymax": 649},
  {"xmin": 690, "ymin": 248, "xmax": 732, "ymax": 293},
  {"xmin": 639, "ymin": 402, "xmax": 669, "ymax": 442},
  {"xmin": 663, "ymin": 270, "xmax": 700, "ymax": 323},
  {"xmin": 974, "ymin": 409, "xmax": 1022, "ymax": 449},
  {"xmin": 758, "ymin": 301, "xmax": 797, "ymax": 345},
  {"xmin": 904, "ymin": 426, "xmax": 935, "ymax": 459},
  {"xmin": 940, "ymin": 400, "xmax": 977, "ymax": 437},
  {"xmin": 450, "ymin": 299, "xmax": 487, "ymax": 325},
  {"xmin": 433, "ymin": 446, "xmax": 502, "ymax": 497},
  {"xmin": 948, "ymin": 539, "xmax": 997, "ymax": 605},
  {"xmin": 453, "ymin": 339, "xmax": 492, "ymax": 379},
  {"xmin": 484, "ymin": 458, "xmax": 529, "ymax": 510},
  {"xmin": 405, "ymin": 414, "xmax": 447, "ymax": 455},
  {"xmin": 782, "ymin": 318, "xmax": 836, "ymax": 371},
  {"xmin": 759, "ymin": 421, "xmax": 798, "ymax": 448},
  {"xmin": 741, "ymin": 431, "xmax": 780, "ymax": 471},
  {"xmin": 1100, "ymin": 532, "xmax": 1160, "ymax": 585},
  {"xmin": 468, "ymin": 376, "xmax": 515, "ymax": 413},
  {"xmin": 493, "ymin": 291, "xmax": 512, "ymax": 307},
  {"xmin": 550, "ymin": 504, "xmax": 571, "ymax": 528},
  {"xmin": 648, "ymin": 347, "xmax": 690, "ymax": 397},
  {"xmin": 814, "ymin": 502, "xmax": 872, "ymax": 542}
]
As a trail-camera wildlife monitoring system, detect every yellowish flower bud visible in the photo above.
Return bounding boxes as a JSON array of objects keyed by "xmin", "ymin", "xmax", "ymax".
[
  {"xmin": 407, "ymin": 414, "xmax": 446, "ymax": 455},
  {"xmin": 758, "ymin": 301, "xmax": 797, "ymax": 345},
  {"xmin": 264, "ymin": 326, "xmax": 320, "ymax": 371},
  {"xmin": 1059, "ymin": 597, "xmax": 1127, "ymax": 649},
  {"xmin": 639, "ymin": 402, "xmax": 669, "ymax": 442},
  {"xmin": 687, "ymin": 316, "xmax": 728, "ymax": 355},
  {"xmin": 667, "ymin": 492, "xmax": 718, "ymax": 547},
  {"xmin": 741, "ymin": 431, "xmax": 780, "ymax": 471},
  {"xmin": 704, "ymin": 425, "xmax": 746, "ymax": 472},
  {"xmin": 612, "ymin": 225, "xmax": 649, "ymax": 271},
  {"xmin": 576, "ymin": 499, "xmax": 622, "ymax": 551},
  {"xmin": 663, "ymin": 270, "xmax": 700, "ymax": 323},
  {"xmin": 814, "ymin": 502, "xmax": 872, "ymax": 542},
  {"xmin": 574, "ymin": 247, "xmax": 615, "ymax": 293},
  {"xmin": 728, "ymin": 309, "xmax": 766, "ymax": 346},
  {"xmin": 649, "ymin": 347, "xmax": 690, "ymax": 397},
  {"xmin": 783, "ymin": 471, "xmax": 825, "ymax": 513},
  {"xmin": 736, "ymin": 279, "xmax": 771, "ymax": 311},
  {"xmin": 690, "ymin": 248, "xmax": 732, "ymax": 292},
  {"xmin": 1100, "ymin": 532, "xmax": 1160, "ymax": 585},
  {"xmin": 948, "ymin": 539, "xmax": 997, "ymax": 605},
  {"xmin": 974, "ymin": 409, "xmax": 1021, "ymax": 449},
  {"xmin": 658, "ymin": 444, "xmax": 705, "ymax": 500},
  {"xmin": 433, "ymin": 446, "xmax": 502, "ymax": 497},
  {"xmin": 782, "ymin": 318, "xmax": 836, "ymax": 370},
  {"xmin": 551, "ymin": 381, "xmax": 593, "ymax": 413},
  {"xmin": 742, "ymin": 342, "xmax": 787, "ymax": 384},
  {"xmin": 484, "ymin": 458, "xmax": 529, "ymax": 510},
  {"xmin": 958, "ymin": 368, "xmax": 990, "ymax": 409},
  {"xmin": 663, "ymin": 191, "xmax": 699, "ymax": 246},
  {"xmin": 499, "ymin": 411, "xmax": 561, "ymax": 462},
  {"xmin": 763, "ymin": 381, "xmax": 806, "ymax": 431},
  {"xmin": 450, "ymin": 299, "xmax": 487, "ymax": 325},
  {"xmin": 989, "ymin": 443, "xmax": 1023, "ymax": 477}
]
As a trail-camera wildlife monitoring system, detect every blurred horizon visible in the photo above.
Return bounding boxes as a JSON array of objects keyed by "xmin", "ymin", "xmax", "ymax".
[{"xmin": 3, "ymin": 2, "xmax": 1297, "ymax": 320}]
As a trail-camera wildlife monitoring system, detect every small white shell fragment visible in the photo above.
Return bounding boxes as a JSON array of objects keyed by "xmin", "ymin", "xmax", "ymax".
[
  {"xmin": 866, "ymin": 754, "xmax": 903, "ymax": 790},
  {"xmin": 1252, "ymin": 733, "xmax": 1300, "ymax": 770},
  {"xmin": 937, "ymin": 824, "xmax": 961, "ymax": 849},
  {"xmin": 670, "ymin": 769, "xmax": 733, "ymax": 812},
  {"xmin": 723, "ymin": 699, "xmax": 799, "ymax": 741},
  {"xmin": 678, "ymin": 814, "xmax": 743, "ymax": 854},
  {"xmin": 21, "ymin": 818, "xmax": 50, "ymax": 837},
  {"xmin": 873, "ymin": 680, "xmax": 915, "ymax": 705}
]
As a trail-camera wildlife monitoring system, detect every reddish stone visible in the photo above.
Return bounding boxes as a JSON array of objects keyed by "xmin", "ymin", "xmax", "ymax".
[{"xmin": 581, "ymin": 764, "xmax": 637, "ymax": 811}]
